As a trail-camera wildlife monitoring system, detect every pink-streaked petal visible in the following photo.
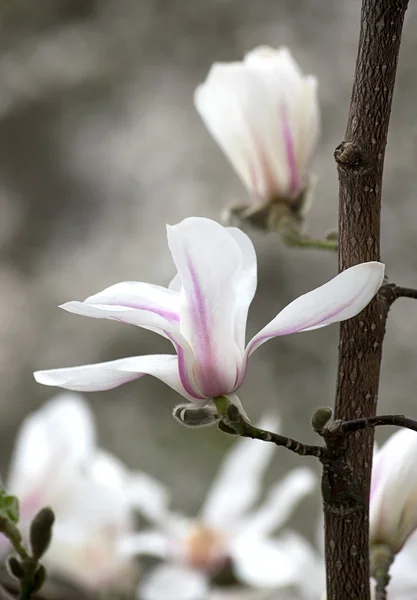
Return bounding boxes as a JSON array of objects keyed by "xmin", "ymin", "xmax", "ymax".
[
  {"xmin": 167, "ymin": 218, "xmax": 243, "ymax": 398},
  {"xmin": 34, "ymin": 355, "xmax": 193, "ymax": 399},
  {"xmin": 201, "ymin": 415, "xmax": 279, "ymax": 528},
  {"xmin": 226, "ymin": 228, "xmax": 257, "ymax": 353},
  {"xmin": 85, "ymin": 282, "xmax": 180, "ymax": 324},
  {"xmin": 60, "ymin": 301, "xmax": 175, "ymax": 339},
  {"xmin": 7, "ymin": 394, "xmax": 96, "ymax": 516},
  {"xmin": 60, "ymin": 302, "xmax": 203, "ymax": 399},
  {"xmin": 245, "ymin": 262, "xmax": 385, "ymax": 358}
]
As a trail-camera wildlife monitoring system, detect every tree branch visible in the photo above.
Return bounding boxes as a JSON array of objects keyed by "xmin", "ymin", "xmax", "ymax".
[
  {"xmin": 340, "ymin": 414, "xmax": 417, "ymax": 434},
  {"xmin": 218, "ymin": 405, "xmax": 326, "ymax": 459},
  {"xmin": 325, "ymin": 0, "xmax": 409, "ymax": 598}
]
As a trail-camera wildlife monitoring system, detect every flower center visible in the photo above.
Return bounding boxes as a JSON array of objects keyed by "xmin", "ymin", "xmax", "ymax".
[{"xmin": 184, "ymin": 524, "xmax": 227, "ymax": 572}]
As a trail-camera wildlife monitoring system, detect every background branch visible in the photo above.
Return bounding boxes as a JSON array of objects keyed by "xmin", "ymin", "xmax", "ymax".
[{"xmin": 324, "ymin": 0, "xmax": 409, "ymax": 598}]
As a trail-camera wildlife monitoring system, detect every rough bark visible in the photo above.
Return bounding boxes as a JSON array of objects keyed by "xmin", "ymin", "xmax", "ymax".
[{"xmin": 323, "ymin": 1, "xmax": 409, "ymax": 598}]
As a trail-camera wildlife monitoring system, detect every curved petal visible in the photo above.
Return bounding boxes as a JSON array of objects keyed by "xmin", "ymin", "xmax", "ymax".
[
  {"xmin": 201, "ymin": 415, "xmax": 279, "ymax": 528},
  {"xmin": 167, "ymin": 218, "xmax": 243, "ymax": 398},
  {"xmin": 238, "ymin": 467, "xmax": 316, "ymax": 539},
  {"xmin": 245, "ymin": 262, "xmax": 385, "ymax": 358},
  {"xmin": 85, "ymin": 281, "xmax": 180, "ymax": 323},
  {"xmin": 8, "ymin": 393, "xmax": 95, "ymax": 510},
  {"xmin": 227, "ymin": 228, "xmax": 257, "ymax": 352},
  {"xmin": 59, "ymin": 303, "xmax": 203, "ymax": 399},
  {"xmin": 34, "ymin": 355, "xmax": 193, "ymax": 399},
  {"xmin": 232, "ymin": 530, "xmax": 323, "ymax": 591},
  {"xmin": 139, "ymin": 564, "xmax": 209, "ymax": 600},
  {"xmin": 195, "ymin": 63, "xmax": 264, "ymax": 195},
  {"xmin": 60, "ymin": 301, "xmax": 177, "ymax": 339}
]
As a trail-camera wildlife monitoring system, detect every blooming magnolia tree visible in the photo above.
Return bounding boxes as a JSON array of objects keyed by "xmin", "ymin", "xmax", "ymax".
[{"xmin": 1, "ymin": 0, "xmax": 417, "ymax": 599}]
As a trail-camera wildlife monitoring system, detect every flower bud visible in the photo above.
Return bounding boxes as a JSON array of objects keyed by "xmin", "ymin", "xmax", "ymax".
[
  {"xmin": 195, "ymin": 46, "xmax": 319, "ymax": 231},
  {"xmin": 30, "ymin": 507, "xmax": 55, "ymax": 560},
  {"xmin": 31, "ymin": 564, "xmax": 46, "ymax": 594},
  {"xmin": 172, "ymin": 404, "xmax": 220, "ymax": 428},
  {"xmin": 370, "ymin": 429, "xmax": 417, "ymax": 554},
  {"xmin": 6, "ymin": 555, "xmax": 24, "ymax": 580}
]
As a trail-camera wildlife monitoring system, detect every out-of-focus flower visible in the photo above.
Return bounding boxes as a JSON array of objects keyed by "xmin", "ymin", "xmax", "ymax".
[
  {"xmin": 370, "ymin": 429, "xmax": 417, "ymax": 554},
  {"xmin": 118, "ymin": 416, "xmax": 321, "ymax": 600},
  {"xmin": 379, "ymin": 530, "xmax": 417, "ymax": 599},
  {"xmin": 194, "ymin": 47, "xmax": 319, "ymax": 231},
  {"xmin": 3, "ymin": 393, "xmax": 167, "ymax": 592},
  {"xmin": 34, "ymin": 218, "xmax": 385, "ymax": 421}
]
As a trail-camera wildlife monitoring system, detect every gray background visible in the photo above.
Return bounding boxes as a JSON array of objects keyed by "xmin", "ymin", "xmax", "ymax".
[{"xmin": 0, "ymin": 0, "xmax": 416, "ymax": 553}]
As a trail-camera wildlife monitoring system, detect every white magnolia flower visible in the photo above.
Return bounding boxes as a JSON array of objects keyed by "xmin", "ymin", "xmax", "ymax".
[
  {"xmin": 194, "ymin": 46, "xmax": 319, "ymax": 205},
  {"xmin": 370, "ymin": 428, "xmax": 417, "ymax": 554},
  {"xmin": 3, "ymin": 393, "xmax": 166, "ymax": 592},
  {"xmin": 120, "ymin": 417, "xmax": 320, "ymax": 600},
  {"xmin": 34, "ymin": 218, "xmax": 384, "ymax": 420}
]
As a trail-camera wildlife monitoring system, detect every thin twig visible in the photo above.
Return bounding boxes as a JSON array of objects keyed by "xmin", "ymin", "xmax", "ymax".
[
  {"xmin": 219, "ymin": 405, "xmax": 326, "ymax": 459},
  {"xmin": 393, "ymin": 286, "xmax": 417, "ymax": 301},
  {"xmin": 341, "ymin": 414, "xmax": 417, "ymax": 433}
]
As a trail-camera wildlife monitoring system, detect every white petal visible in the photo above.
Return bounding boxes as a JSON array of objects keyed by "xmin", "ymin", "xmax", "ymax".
[
  {"xmin": 232, "ymin": 530, "xmax": 322, "ymax": 590},
  {"xmin": 34, "ymin": 355, "xmax": 192, "ymax": 399},
  {"xmin": 126, "ymin": 472, "xmax": 170, "ymax": 524},
  {"xmin": 139, "ymin": 564, "xmax": 209, "ymax": 600},
  {"xmin": 119, "ymin": 531, "xmax": 170, "ymax": 558},
  {"xmin": 370, "ymin": 428, "xmax": 417, "ymax": 552},
  {"xmin": 227, "ymin": 228, "xmax": 257, "ymax": 352},
  {"xmin": 246, "ymin": 262, "xmax": 385, "ymax": 358},
  {"xmin": 167, "ymin": 217, "xmax": 244, "ymax": 398},
  {"xmin": 61, "ymin": 301, "xmax": 175, "ymax": 339},
  {"xmin": 200, "ymin": 415, "xmax": 279, "ymax": 528},
  {"xmin": 60, "ymin": 302, "xmax": 203, "ymax": 399},
  {"xmin": 85, "ymin": 281, "xmax": 180, "ymax": 323},
  {"xmin": 240, "ymin": 467, "xmax": 316, "ymax": 539},
  {"xmin": 7, "ymin": 393, "xmax": 95, "ymax": 505},
  {"xmin": 195, "ymin": 64, "xmax": 264, "ymax": 195}
]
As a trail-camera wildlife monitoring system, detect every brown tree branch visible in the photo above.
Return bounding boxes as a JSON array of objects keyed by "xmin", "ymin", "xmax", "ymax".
[
  {"xmin": 324, "ymin": 0, "xmax": 409, "ymax": 598},
  {"xmin": 340, "ymin": 414, "xmax": 417, "ymax": 434},
  {"xmin": 218, "ymin": 405, "xmax": 325, "ymax": 458}
]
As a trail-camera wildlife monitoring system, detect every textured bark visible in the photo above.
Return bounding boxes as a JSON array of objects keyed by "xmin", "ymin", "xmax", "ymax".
[{"xmin": 323, "ymin": 1, "xmax": 409, "ymax": 598}]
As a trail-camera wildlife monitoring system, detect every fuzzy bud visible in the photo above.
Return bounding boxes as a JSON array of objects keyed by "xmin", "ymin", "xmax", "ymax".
[
  {"xmin": 30, "ymin": 507, "xmax": 55, "ymax": 560},
  {"xmin": 6, "ymin": 556, "xmax": 24, "ymax": 580},
  {"xmin": 173, "ymin": 404, "xmax": 220, "ymax": 428}
]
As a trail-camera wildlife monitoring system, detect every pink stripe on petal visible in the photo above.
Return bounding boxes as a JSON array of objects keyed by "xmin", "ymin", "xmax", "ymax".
[
  {"xmin": 186, "ymin": 254, "xmax": 231, "ymax": 398},
  {"xmin": 280, "ymin": 102, "xmax": 300, "ymax": 197}
]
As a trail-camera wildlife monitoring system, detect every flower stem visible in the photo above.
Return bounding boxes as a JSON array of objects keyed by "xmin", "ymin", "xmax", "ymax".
[
  {"xmin": 371, "ymin": 545, "xmax": 394, "ymax": 600},
  {"xmin": 282, "ymin": 230, "xmax": 338, "ymax": 252},
  {"xmin": 218, "ymin": 404, "xmax": 325, "ymax": 459}
]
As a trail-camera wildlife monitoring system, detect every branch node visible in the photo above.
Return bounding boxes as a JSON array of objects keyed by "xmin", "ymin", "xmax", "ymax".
[{"xmin": 334, "ymin": 141, "xmax": 365, "ymax": 169}]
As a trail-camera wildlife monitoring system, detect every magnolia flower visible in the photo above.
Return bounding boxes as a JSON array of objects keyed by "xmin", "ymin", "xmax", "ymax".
[
  {"xmin": 3, "ymin": 393, "xmax": 167, "ymax": 592},
  {"xmin": 34, "ymin": 218, "xmax": 384, "ymax": 421},
  {"xmin": 194, "ymin": 46, "xmax": 319, "ymax": 208},
  {"xmin": 370, "ymin": 429, "xmax": 417, "ymax": 554},
  {"xmin": 119, "ymin": 417, "xmax": 321, "ymax": 600}
]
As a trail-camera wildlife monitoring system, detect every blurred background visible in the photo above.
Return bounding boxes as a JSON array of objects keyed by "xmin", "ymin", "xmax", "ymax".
[{"xmin": 0, "ymin": 0, "xmax": 417, "ymax": 596}]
